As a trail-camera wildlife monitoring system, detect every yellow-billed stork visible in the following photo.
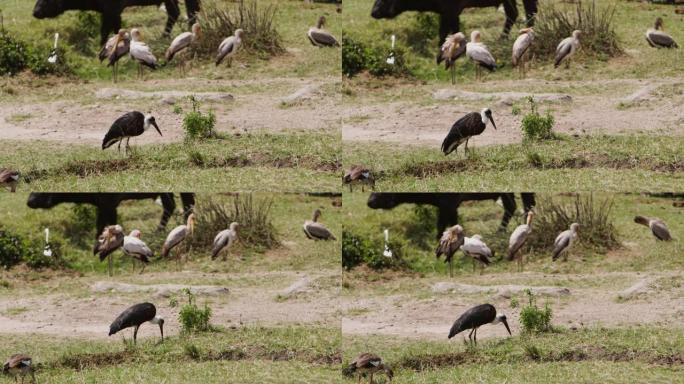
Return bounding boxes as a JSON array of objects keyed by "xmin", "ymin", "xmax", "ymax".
[
  {"xmin": 216, "ymin": 29, "xmax": 244, "ymax": 67},
  {"xmin": 211, "ymin": 222, "xmax": 239, "ymax": 260},
  {"xmin": 555, "ymin": 30, "xmax": 581, "ymax": 68},
  {"xmin": 507, "ymin": 211, "xmax": 534, "ymax": 271}
]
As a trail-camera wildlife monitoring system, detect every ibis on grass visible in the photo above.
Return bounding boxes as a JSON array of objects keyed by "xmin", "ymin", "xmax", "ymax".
[
  {"xmin": 93, "ymin": 224, "xmax": 124, "ymax": 276},
  {"xmin": 646, "ymin": 18, "xmax": 678, "ymax": 48},
  {"xmin": 461, "ymin": 234, "xmax": 493, "ymax": 274},
  {"xmin": 466, "ymin": 30, "xmax": 496, "ymax": 81},
  {"xmin": 166, "ymin": 23, "xmax": 202, "ymax": 76}
]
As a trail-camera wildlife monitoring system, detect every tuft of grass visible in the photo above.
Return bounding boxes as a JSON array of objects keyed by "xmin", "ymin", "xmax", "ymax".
[
  {"xmin": 532, "ymin": 0, "xmax": 622, "ymax": 60},
  {"xmin": 195, "ymin": 0, "xmax": 285, "ymax": 60}
]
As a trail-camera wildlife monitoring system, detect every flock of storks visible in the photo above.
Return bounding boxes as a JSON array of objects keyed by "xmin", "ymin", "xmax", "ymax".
[
  {"xmin": 347, "ymin": 206, "xmax": 674, "ymax": 384},
  {"xmin": 439, "ymin": 17, "xmax": 678, "ymax": 84},
  {"xmin": 2, "ymin": 205, "xmax": 336, "ymax": 383}
]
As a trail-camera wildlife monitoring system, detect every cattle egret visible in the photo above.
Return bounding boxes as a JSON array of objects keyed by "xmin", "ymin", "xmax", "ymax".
[
  {"xmin": 43, "ymin": 228, "xmax": 53, "ymax": 257},
  {"xmin": 383, "ymin": 228, "xmax": 393, "ymax": 258},
  {"xmin": 48, "ymin": 33, "xmax": 59, "ymax": 63}
]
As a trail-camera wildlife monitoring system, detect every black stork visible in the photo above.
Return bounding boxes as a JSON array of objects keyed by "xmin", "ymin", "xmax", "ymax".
[
  {"xmin": 109, "ymin": 302, "xmax": 164, "ymax": 344},
  {"xmin": 102, "ymin": 111, "xmax": 162, "ymax": 155},
  {"xmin": 441, "ymin": 108, "xmax": 497, "ymax": 156},
  {"xmin": 448, "ymin": 303, "xmax": 511, "ymax": 345},
  {"xmin": 3, "ymin": 354, "xmax": 35, "ymax": 383},
  {"xmin": 634, "ymin": 215, "xmax": 672, "ymax": 241},
  {"xmin": 347, "ymin": 353, "xmax": 393, "ymax": 384}
]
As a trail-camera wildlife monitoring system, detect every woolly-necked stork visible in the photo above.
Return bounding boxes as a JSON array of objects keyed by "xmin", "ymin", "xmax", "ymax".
[
  {"xmin": 0, "ymin": 168, "xmax": 19, "ymax": 192},
  {"xmin": 448, "ymin": 303, "xmax": 511, "ymax": 345},
  {"xmin": 303, "ymin": 209, "xmax": 336, "ymax": 241},
  {"xmin": 123, "ymin": 230, "xmax": 153, "ymax": 274},
  {"xmin": 439, "ymin": 32, "xmax": 467, "ymax": 84},
  {"xmin": 435, "ymin": 224, "xmax": 465, "ymax": 277},
  {"xmin": 109, "ymin": 302, "xmax": 164, "ymax": 344},
  {"xmin": 166, "ymin": 23, "xmax": 202, "ymax": 76},
  {"xmin": 646, "ymin": 18, "xmax": 678, "ymax": 49},
  {"xmin": 466, "ymin": 30, "xmax": 496, "ymax": 81},
  {"xmin": 99, "ymin": 29, "xmax": 130, "ymax": 83},
  {"xmin": 634, "ymin": 215, "xmax": 672, "ymax": 241},
  {"xmin": 216, "ymin": 29, "xmax": 244, "ymax": 67},
  {"xmin": 3, "ymin": 354, "xmax": 35, "ymax": 384},
  {"xmin": 512, "ymin": 27, "xmax": 534, "ymax": 78},
  {"xmin": 552, "ymin": 222, "xmax": 579, "ymax": 261},
  {"xmin": 555, "ymin": 30, "xmax": 581, "ymax": 68},
  {"xmin": 94, "ymin": 224, "xmax": 124, "ymax": 276},
  {"xmin": 461, "ymin": 234, "xmax": 493, "ymax": 274},
  {"xmin": 130, "ymin": 28, "xmax": 157, "ymax": 79},
  {"xmin": 48, "ymin": 33, "xmax": 59, "ymax": 64},
  {"xmin": 161, "ymin": 213, "xmax": 195, "ymax": 266},
  {"xmin": 212, "ymin": 222, "xmax": 239, "ymax": 260},
  {"xmin": 102, "ymin": 111, "xmax": 162, "ymax": 155},
  {"xmin": 343, "ymin": 165, "xmax": 375, "ymax": 192},
  {"xmin": 348, "ymin": 353, "xmax": 393, "ymax": 384},
  {"xmin": 441, "ymin": 108, "xmax": 497, "ymax": 156},
  {"xmin": 308, "ymin": 16, "xmax": 339, "ymax": 47},
  {"xmin": 507, "ymin": 211, "xmax": 535, "ymax": 271}
]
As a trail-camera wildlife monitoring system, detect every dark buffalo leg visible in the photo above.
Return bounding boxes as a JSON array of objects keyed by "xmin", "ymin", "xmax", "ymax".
[
  {"xmin": 95, "ymin": 201, "xmax": 118, "ymax": 239},
  {"xmin": 521, "ymin": 193, "xmax": 536, "ymax": 214},
  {"xmin": 181, "ymin": 193, "xmax": 196, "ymax": 219},
  {"xmin": 523, "ymin": 0, "xmax": 538, "ymax": 27},
  {"xmin": 436, "ymin": 202, "xmax": 459, "ymax": 240},
  {"xmin": 436, "ymin": 14, "xmax": 460, "ymax": 62},
  {"xmin": 500, "ymin": 193, "xmax": 517, "ymax": 229},
  {"xmin": 158, "ymin": 193, "xmax": 176, "ymax": 230},
  {"xmin": 501, "ymin": 0, "xmax": 519, "ymax": 37},
  {"xmin": 100, "ymin": 12, "xmax": 122, "ymax": 46},
  {"xmin": 163, "ymin": 0, "xmax": 181, "ymax": 37},
  {"xmin": 185, "ymin": 0, "xmax": 201, "ymax": 29}
]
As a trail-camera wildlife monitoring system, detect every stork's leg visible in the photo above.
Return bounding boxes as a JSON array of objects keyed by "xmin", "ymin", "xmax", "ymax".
[
  {"xmin": 449, "ymin": 259, "xmax": 453, "ymax": 278},
  {"xmin": 472, "ymin": 257, "xmax": 476, "ymax": 273},
  {"xmin": 474, "ymin": 327, "xmax": 478, "ymax": 345},
  {"xmin": 117, "ymin": 139, "xmax": 122, "ymax": 152},
  {"xmin": 467, "ymin": 327, "xmax": 475, "ymax": 344},
  {"xmin": 139, "ymin": 260, "xmax": 146, "ymax": 274},
  {"xmin": 133, "ymin": 324, "xmax": 139, "ymax": 345},
  {"xmin": 108, "ymin": 254, "xmax": 113, "ymax": 277},
  {"xmin": 30, "ymin": 370, "xmax": 35, "ymax": 384},
  {"xmin": 369, "ymin": 372, "xmax": 374, "ymax": 384},
  {"xmin": 126, "ymin": 137, "xmax": 131, "ymax": 153},
  {"xmin": 465, "ymin": 138, "xmax": 470, "ymax": 154}
]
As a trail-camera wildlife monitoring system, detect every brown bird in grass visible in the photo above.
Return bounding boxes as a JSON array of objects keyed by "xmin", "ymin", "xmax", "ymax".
[
  {"xmin": 0, "ymin": 168, "xmax": 20, "ymax": 192},
  {"xmin": 94, "ymin": 224, "xmax": 125, "ymax": 276},
  {"xmin": 303, "ymin": 209, "xmax": 336, "ymax": 241},
  {"xmin": 438, "ymin": 32, "xmax": 467, "ymax": 84},
  {"xmin": 3, "ymin": 354, "xmax": 35, "ymax": 384},
  {"xmin": 343, "ymin": 165, "xmax": 375, "ymax": 192},
  {"xmin": 435, "ymin": 224, "xmax": 465, "ymax": 278},
  {"xmin": 348, "ymin": 353, "xmax": 393, "ymax": 384},
  {"xmin": 634, "ymin": 215, "xmax": 672, "ymax": 241}
]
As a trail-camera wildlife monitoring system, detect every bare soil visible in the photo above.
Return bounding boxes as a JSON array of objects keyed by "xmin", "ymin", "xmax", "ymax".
[
  {"xmin": 0, "ymin": 270, "xmax": 339, "ymax": 340},
  {"xmin": 343, "ymin": 78, "xmax": 684, "ymax": 147},
  {"xmin": 0, "ymin": 77, "xmax": 340, "ymax": 146},
  {"xmin": 341, "ymin": 271, "xmax": 684, "ymax": 342}
]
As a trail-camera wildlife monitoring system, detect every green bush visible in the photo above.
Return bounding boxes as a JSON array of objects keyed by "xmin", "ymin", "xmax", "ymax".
[
  {"xmin": 183, "ymin": 96, "xmax": 216, "ymax": 140},
  {"xmin": 521, "ymin": 97, "xmax": 555, "ymax": 141},
  {"xmin": 27, "ymin": 44, "xmax": 71, "ymax": 76},
  {"xmin": 0, "ymin": 229, "xmax": 25, "ymax": 269},
  {"xmin": 519, "ymin": 289, "xmax": 553, "ymax": 334},
  {"xmin": 342, "ymin": 35, "xmax": 409, "ymax": 78},
  {"xmin": 0, "ymin": 228, "xmax": 63, "ymax": 270},
  {"xmin": 342, "ymin": 230, "xmax": 398, "ymax": 271},
  {"xmin": 0, "ymin": 31, "xmax": 28, "ymax": 76},
  {"xmin": 178, "ymin": 289, "xmax": 212, "ymax": 333},
  {"xmin": 62, "ymin": 11, "xmax": 99, "ymax": 55}
]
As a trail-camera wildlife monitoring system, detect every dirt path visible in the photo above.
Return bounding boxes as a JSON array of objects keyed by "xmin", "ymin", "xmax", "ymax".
[
  {"xmin": 343, "ymin": 78, "xmax": 684, "ymax": 147},
  {"xmin": 0, "ymin": 77, "xmax": 341, "ymax": 145},
  {"xmin": 0, "ymin": 270, "xmax": 339, "ymax": 340},
  {"xmin": 341, "ymin": 271, "xmax": 684, "ymax": 341}
]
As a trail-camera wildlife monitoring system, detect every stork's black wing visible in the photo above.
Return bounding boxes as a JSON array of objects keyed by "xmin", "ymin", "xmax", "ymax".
[
  {"xmin": 647, "ymin": 32, "xmax": 678, "ymax": 49},
  {"xmin": 102, "ymin": 111, "xmax": 144, "ymax": 149},
  {"xmin": 448, "ymin": 304, "xmax": 496, "ymax": 339},
  {"xmin": 441, "ymin": 112, "xmax": 482, "ymax": 155},
  {"xmin": 109, "ymin": 302, "xmax": 156, "ymax": 335}
]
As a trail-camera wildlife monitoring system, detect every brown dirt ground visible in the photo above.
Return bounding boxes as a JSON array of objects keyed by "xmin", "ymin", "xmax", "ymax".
[
  {"xmin": 0, "ymin": 270, "xmax": 339, "ymax": 340},
  {"xmin": 343, "ymin": 78, "xmax": 684, "ymax": 147},
  {"xmin": 341, "ymin": 271, "xmax": 684, "ymax": 342}
]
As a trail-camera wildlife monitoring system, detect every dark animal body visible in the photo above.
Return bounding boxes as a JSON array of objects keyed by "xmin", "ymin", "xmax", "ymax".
[
  {"xmin": 371, "ymin": 0, "xmax": 538, "ymax": 57},
  {"xmin": 33, "ymin": 0, "xmax": 201, "ymax": 45},
  {"xmin": 27, "ymin": 193, "xmax": 195, "ymax": 238},
  {"xmin": 367, "ymin": 193, "xmax": 536, "ymax": 238},
  {"xmin": 109, "ymin": 302, "xmax": 164, "ymax": 343},
  {"xmin": 448, "ymin": 303, "xmax": 511, "ymax": 344}
]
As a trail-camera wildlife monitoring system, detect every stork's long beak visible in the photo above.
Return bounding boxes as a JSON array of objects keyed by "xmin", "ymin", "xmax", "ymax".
[
  {"xmin": 502, "ymin": 318, "xmax": 512, "ymax": 336},
  {"xmin": 152, "ymin": 121, "xmax": 162, "ymax": 136},
  {"xmin": 490, "ymin": 116, "xmax": 497, "ymax": 130}
]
